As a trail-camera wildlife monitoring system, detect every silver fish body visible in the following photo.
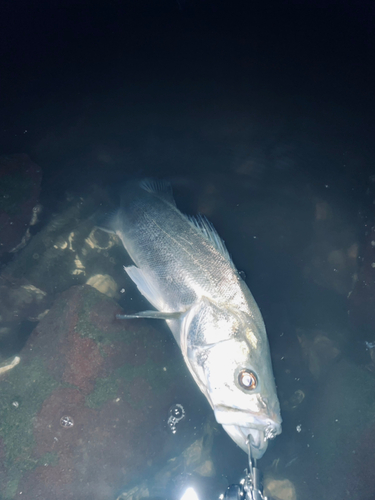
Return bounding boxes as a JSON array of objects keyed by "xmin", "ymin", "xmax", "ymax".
[{"xmin": 109, "ymin": 180, "xmax": 282, "ymax": 458}]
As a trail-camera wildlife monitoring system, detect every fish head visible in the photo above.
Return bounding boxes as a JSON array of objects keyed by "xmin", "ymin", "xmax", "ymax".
[{"xmin": 183, "ymin": 299, "xmax": 282, "ymax": 459}]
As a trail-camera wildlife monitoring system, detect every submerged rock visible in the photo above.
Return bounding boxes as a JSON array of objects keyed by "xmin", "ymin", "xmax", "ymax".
[
  {"xmin": 0, "ymin": 285, "xmax": 201, "ymax": 500},
  {"xmin": 0, "ymin": 154, "xmax": 42, "ymax": 258},
  {"xmin": 297, "ymin": 328, "xmax": 341, "ymax": 380},
  {"xmin": 116, "ymin": 419, "xmax": 217, "ymax": 500},
  {"xmin": 297, "ymin": 358, "xmax": 375, "ymax": 500},
  {"xmin": 348, "ymin": 223, "xmax": 375, "ymax": 337},
  {"xmin": 0, "ymin": 187, "xmax": 123, "ymax": 353},
  {"xmin": 263, "ymin": 478, "xmax": 296, "ymax": 500},
  {"xmin": 302, "ymin": 198, "xmax": 358, "ymax": 296},
  {"xmin": 86, "ymin": 273, "xmax": 118, "ymax": 298}
]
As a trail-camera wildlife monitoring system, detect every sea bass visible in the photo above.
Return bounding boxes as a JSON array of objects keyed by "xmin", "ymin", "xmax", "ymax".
[{"xmin": 108, "ymin": 179, "xmax": 282, "ymax": 458}]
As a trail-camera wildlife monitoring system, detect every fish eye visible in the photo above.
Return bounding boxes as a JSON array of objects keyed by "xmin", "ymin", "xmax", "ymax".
[{"xmin": 238, "ymin": 369, "xmax": 257, "ymax": 390}]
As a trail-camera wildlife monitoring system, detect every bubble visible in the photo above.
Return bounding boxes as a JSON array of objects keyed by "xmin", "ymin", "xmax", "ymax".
[
  {"xmin": 167, "ymin": 403, "xmax": 185, "ymax": 434},
  {"xmin": 60, "ymin": 415, "xmax": 74, "ymax": 428}
]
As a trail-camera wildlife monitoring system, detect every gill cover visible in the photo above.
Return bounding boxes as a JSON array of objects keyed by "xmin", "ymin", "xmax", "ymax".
[{"xmin": 181, "ymin": 298, "xmax": 261, "ymax": 409}]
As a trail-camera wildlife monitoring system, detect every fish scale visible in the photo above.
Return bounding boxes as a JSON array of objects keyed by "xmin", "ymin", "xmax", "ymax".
[{"xmin": 104, "ymin": 179, "xmax": 282, "ymax": 459}]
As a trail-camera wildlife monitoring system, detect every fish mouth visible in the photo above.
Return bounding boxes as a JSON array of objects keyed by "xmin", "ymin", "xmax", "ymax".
[
  {"xmin": 221, "ymin": 424, "xmax": 273, "ymax": 459},
  {"xmin": 215, "ymin": 407, "xmax": 282, "ymax": 459}
]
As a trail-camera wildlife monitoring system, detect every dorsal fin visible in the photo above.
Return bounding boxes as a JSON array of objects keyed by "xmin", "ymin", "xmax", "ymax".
[
  {"xmin": 139, "ymin": 178, "xmax": 176, "ymax": 206},
  {"xmin": 187, "ymin": 214, "xmax": 235, "ymax": 267}
]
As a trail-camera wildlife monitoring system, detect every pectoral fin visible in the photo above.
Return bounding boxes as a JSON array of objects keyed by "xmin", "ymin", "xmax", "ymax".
[
  {"xmin": 116, "ymin": 310, "xmax": 183, "ymax": 320},
  {"xmin": 124, "ymin": 265, "xmax": 162, "ymax": 310}
]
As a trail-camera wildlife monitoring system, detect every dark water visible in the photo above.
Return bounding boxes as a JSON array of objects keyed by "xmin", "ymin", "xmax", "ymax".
[{"xmin": 1, "ymin": 0, "xmax": 375, "ymax": 499}]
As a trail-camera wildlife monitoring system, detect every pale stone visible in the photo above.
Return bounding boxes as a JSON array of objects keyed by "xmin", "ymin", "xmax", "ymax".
[
  {"xmin": 264, "ymin": 478, "xmax": 297, "ymax": 500},
  {"xmin": 86, "ymin": 274, "xmax": 117, "ymax": 298}
]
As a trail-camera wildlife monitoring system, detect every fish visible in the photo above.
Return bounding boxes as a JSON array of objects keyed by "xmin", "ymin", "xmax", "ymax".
[{"xmin": 105, "ymin": 179, "xmax": 282, "ymax": 459}]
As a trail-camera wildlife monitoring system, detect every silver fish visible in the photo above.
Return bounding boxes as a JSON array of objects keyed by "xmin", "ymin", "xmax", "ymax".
[{"xmin": 108, "ymin": 179, "xmax": 282, "ymax": 458}]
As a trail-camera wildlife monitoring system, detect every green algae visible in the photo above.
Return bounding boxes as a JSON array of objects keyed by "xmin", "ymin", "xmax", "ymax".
[
  {"xmin": 85, "ymin": 354, "xmax": 182, "ymax": 410},
  {"xmin": 5, "ymin": 471, "xmax": 24, "ymax": 499},
  {"xmin": 74, "ymin": 286, "xmax": 134, "ymax": 345},
  {"xmin": 4, "ymin": 452, "xmax": 59, "ymax": 499},
  {"xmin": 117, "ymin": 357, "xmax": 181, "ymax": 394},
  {"xmin": 39, "ymin": 451, "xmax": 59, "ymax": 467},
  {"xmin": 0, "ymin": 356, "xmax": 58, "ymax": 498},
  {"xmin": 75, "ymin": 286, "xmax": 184, "ymax": 408},
  {"xmin": 85, "ymin": 376, "xmax": 120, "ymax": 408},
  {"xmin": 120, "ymin": 357, "xmax": 182, "ymax": 409},
  {"xmin": 74, "ymin": 288, "xmax": 103, "ymax": 340}
]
